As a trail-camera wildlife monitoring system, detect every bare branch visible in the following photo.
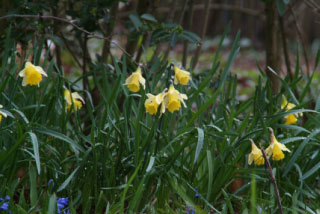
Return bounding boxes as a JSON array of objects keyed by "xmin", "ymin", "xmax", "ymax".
[
  {"xmin": 0, "ymin": 14, "xmax": 134, "ymax": 61},
  {"xmin": 118, "ymin": 3, "xmax": 264, "ymax": 19}
]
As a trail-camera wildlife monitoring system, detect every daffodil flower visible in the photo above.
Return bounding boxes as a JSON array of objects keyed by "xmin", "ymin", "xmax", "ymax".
[
  {"xmin": 0, "ymin": 105, "xmax": 8, "ymax": 123},
  {"xmin": 265, "ymin": 128, "xmax": 290, "ymax": 161},
  {"xmin": 18, "ymin": 61, "xmax": 47, "ymax": 87},
  {"xmin": 124, "ymin": 67, "xmax": 146, "ymax": 92},
  {"xmin": 64, "ymin": 89, "xmax": 85, "ymax": 111},
  {"xmin": 248, "ymin": 139, "xmax": 265, "ymax": 166},
  {"xmin": 173, "ymin": 65, "xmax": 191, "ymax": 85},
  {"xmin": 281, "ymin": 95, "xmax": 301, "ymax": 125},
  {"xmin": 145, "ymin": 93, "xmax": 164, "ymax": 115},
  {"xmin": 163, "ymin": 85, "xmax": 188, "ymax": 113}
]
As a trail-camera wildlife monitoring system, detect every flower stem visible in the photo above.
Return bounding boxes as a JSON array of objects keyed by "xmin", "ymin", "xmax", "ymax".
[{"xmin": 259, "ymin": 144, "xmax": 283, "ymax": 214}]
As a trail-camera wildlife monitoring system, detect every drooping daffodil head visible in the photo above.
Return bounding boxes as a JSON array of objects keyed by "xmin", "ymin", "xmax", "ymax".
[
  {"xmin": 163, "ymin": 85, "xmax": 188, "ymax": 113},
  {"xmin": 281, "ymin": 95, "xmax": 302, "ymax": 125},
  {"xmin": 18, "ymin": 61, "xmax": 47, "ymax": 87},
  {"xmin": 124, "ymin": 67, "xmax": 146, "ymax": 92},
  {"xmin": 265, "ymin": 127, "xmax": 291, "ymax": 161},
  {"xmin": 248, "ymin": 139, "xmax": 265, "ymax": 166},
  {"xmin": 145, "ymin": 93, "xmax": 164, "ymax": 115},
  {"xmin": 0, "ymin": 105, "xmax": 8, "ymax": 123},
  {"xmin": 173, "ymin": 65, "xmax": 191, "ymax": 85},
  {"xmin": 64, "ymin": 89, "xmax": 85, "ymax": 111}
]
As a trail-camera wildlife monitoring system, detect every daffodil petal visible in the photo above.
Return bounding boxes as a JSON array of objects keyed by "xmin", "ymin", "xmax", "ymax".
[
  {"xmin": 0, "ymin": 110, "xmax": 7, "ymax": 118},
  {"xmin": 71, "ymin": 92, "xmax": 85, "ymax": 104},
  {"xmin": 19, "ymin": 69, "xmax": 26, "ymax": 77},
  {"xmin": 35, "ymin": 66, "xmax": 48, "ymax": 77},
  {"xmin": 248, "ymin": 154, "xmax": 253, "ymax": 165}
]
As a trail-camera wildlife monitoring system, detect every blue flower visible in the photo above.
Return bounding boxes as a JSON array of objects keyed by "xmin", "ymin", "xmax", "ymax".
[
  {"xmin": 0, "ymin": 202, "xmax": 9, "ymax": 211},
  {"xmin": 194, "ymin": 187, "xmax": 199, "ymax": 198},
  {"xmin": 48, "ymin": 179, "xmax": 55, "ymax": 189},
  {"xmin": 57, "ymin": 197, "xmax": 70, "ymax": 214},
  {"xmin": 0, "ymin": 195, "xmax": 11, "ymax": 213}
]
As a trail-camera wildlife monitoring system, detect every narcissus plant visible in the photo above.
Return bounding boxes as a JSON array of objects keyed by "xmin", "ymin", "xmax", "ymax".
[
  {"xmin": 124, "ymin": 67, "xmax": 146, "ymax": 92},
  {"xmin": 173, "ymin": 65, "xmax": 191, "ymax": 85},
  {"xmin": 163, "ymin": 85, "xmax": 188, "ymax": 113},
  {"xmin": 281, "ymin": 95, "xmax": 301, "ymax": 125},
  {"xmin": 144, "ymin": 93, "xmax": 164, "ymax": 115},
  {"xmin": 248, "ymin": 139, "xmax": 265, "ymax": 166},
  {"xmin": 18, "ymin": 61, "xmax": 47, "ymax": 87},
  {"xmin": 265, "ymin": 128, "xmax": 291, "ymax": 161},
  {"xmin": 64, "ymin": 89, "xmax": 85, "ymax": 111}
]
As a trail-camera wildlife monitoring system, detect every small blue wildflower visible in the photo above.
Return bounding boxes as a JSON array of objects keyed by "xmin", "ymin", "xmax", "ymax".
[
  {"xmin": 194, "ymin": 187, "xmax": 199, "ymax": 198},
  {"xmin": 186, "ymin": 206, "xmax": 196, "ymax": 214},
  {"xmin": 57, "ymin": 197, "xmax": 70, "ymax": 214},
  {"xmin": 0, "ymin": 195, "xmax": 11, "ymax": 213},
  {"xmin": 0, "ymin": 202, "xmax": 9, "ymax": 211},
  {"xmin": 48, "ymin": 179, "xmax": 55, "ymax": 188}
]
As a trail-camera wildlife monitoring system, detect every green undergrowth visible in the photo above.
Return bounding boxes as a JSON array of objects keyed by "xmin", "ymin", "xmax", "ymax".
[{"xmin": 0, "ymin": 26, "xmax": 320, "ymax": 214}]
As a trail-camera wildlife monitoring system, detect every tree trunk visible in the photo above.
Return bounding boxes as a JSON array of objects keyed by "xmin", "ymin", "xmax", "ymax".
[{"xmin": 265, "ymin": 0, "xmax": 281, "ymax": 94}]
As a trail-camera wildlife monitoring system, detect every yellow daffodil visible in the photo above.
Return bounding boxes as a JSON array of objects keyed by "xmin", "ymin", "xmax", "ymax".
[
  {"xmin": 124, "ymin": 67, "xmax": 146, "ymax": 92},
  {"xmin": 145, "ymin": 93, "xmax": 164, "ymax": 115},
  {"xmin": 64, "ymin": 89, "xmax": 85, "ymax": 111},
  {"xmin": 18, "ymin": 61, "xmax": 47, "ymax": 87},
  {"xmin": 248, "ymin": 139, "xmax": 265, "ymax": 166},
  {"xmin": 0, "ymin": 105, "xmax": 8, "ymax": 123},
  {"xmin": 281, "ymin": 95, "xmax": 301, "ymax": 125},
  {"xmin": 265, "ymin": 128, "xmax": 290, "ymax": 161},
  {"xmin": 173, "ymin": 65, "xmax": 191, "ymax": 85},
  {"xmin": 163, "ymin": 85, "xmax": 188, "ymax": 113}
]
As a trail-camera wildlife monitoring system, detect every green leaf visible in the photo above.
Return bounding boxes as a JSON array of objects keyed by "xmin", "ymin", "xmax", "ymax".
[
  {"xmin": 29, "ymin": 164, "xmax": 38, "ymax": 207},
  {"xmin": 302, "ymin": 162, "xmax": 320, "ymax": 180},
  {"xmin": 34, "ymin": 127, "xmax": 84, "ymax": 153},
  {"xmin": 141, "ymin": 13, "xmax": 157, "ymax": 22},
  {"xmin": 283, "ymin": 128, "xmax": 320, "ymax": 177},
  {"xmin": 129, "ymin": 14, "xmax": 143, "ymax": 30},
  {"xmin": 57, "ymin": 166, "xmax": 79, "ymax": 192},
  {"xmin": 47, "ymin": 194, "xmax": 57, "ymax": 214},
  {"xmin": 194, "ymin": 127, "xmax": 204, "ymax": 164},
  {"xmin": 28, "ymin": 132, "xmax": 41, "ymax": 175}
]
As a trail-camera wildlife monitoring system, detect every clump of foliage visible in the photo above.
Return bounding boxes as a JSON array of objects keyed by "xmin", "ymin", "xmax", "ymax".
[{"xmin": 0, "ymin": 1, "xmax": 320, "ymax": 214}]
